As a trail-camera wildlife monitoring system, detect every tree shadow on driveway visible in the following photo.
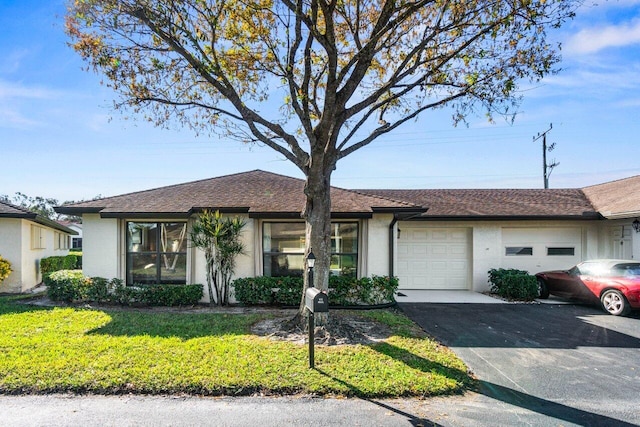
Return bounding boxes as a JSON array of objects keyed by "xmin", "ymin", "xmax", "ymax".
[{"xmin": 399, "ymin": 303, "xmax": 640, "ymax": 349}]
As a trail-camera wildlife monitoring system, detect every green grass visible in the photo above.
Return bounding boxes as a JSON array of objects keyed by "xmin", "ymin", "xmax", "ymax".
[{"xmin": 0, "ymin": 297, "xmax": 473, "ymax": 397}]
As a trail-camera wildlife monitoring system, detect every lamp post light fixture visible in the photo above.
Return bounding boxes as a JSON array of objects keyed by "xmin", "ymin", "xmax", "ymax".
[
  {"xmin": 633, "ymin": 218, "xmax": 640, "ymax": 233},
  {"xmin": 307, "ymin": 249, "xmax": 316, "ymax": 288}
]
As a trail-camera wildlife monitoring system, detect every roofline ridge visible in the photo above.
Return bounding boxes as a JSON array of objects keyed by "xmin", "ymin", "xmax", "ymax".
[
  {"xmin": 582, "ymin": 174, "xmax": 640, "ymax": 190},
  {"xmin": 347, "ymin": 189, "xmax": 423, "ymax": 209}
]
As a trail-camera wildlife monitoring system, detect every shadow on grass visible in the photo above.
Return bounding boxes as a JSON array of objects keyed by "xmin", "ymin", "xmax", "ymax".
[
  {"xmin": 315, "ymin": 367, "xmax": 447, "ymax": 427},
  {"xmin": 86, "ymin": 310, "xmax": 263, "ymax": 340},
  {"xmin": 0, "ymin": 296, "xmax": 53, "ymax": 315}
]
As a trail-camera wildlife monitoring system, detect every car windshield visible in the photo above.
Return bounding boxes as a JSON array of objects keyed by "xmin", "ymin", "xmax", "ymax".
[{"xmin": 576, "ymin": 263, "xmax": 607, "ymax": 277}]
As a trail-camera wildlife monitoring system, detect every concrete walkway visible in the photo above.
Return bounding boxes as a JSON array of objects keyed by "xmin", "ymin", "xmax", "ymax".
[{"xmin": 395, "ymin": 289, "xmax": 506, "ymax": 303}]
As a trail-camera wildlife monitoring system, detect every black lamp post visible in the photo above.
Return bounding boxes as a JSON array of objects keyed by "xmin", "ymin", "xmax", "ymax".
[
  {"xmin": 633, "ymin": 218, "xmax": 640, "ymax": 233},
  {"xmin": 307, "ymin": 250, "xmax": 316, "ymax": 288}
]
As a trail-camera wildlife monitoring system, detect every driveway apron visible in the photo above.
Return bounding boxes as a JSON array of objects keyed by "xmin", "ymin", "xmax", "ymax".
[{"xmin": 400, "ymin": 302, "xmax": 640, "ymax": 426}]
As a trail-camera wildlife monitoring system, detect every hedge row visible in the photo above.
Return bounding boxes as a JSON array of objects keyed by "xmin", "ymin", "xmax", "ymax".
[
  {"xmin": 40, "ymin": 255, "xmax": 81, "ymax": 277},
  {"xmin": 488, "ymin": 268, "xmax": 538, "ymax": 301},
  {"xmin": 44, "ymin": 270, "xmax": 203, "ymax": 306},
  {"xmin": 232, "ymin": 275, "xmax": 398, "ymax": 306}
]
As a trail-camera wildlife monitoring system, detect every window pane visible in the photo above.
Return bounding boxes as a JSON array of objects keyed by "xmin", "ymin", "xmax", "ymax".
[
  {"xmin": 160, "ymin": 253, "xmax": 187, "ymax": 284},
  {"xmin": 547, "ymin": 247, "xmax": 575, "ymax": 256},
  {"xmin": 264, "ymin": 254, "xmax": 304, "ymax": 277},
  {"xmin": 505, "ymin": 247, "xmax": 533, "ymax": 256},
  {"xmin": 161, "ymin": 223, "xmax": 187, "ymax": 252},
  {"xmin": 128, "ymin": 253, "xmax": 158, "ymax": 284},
  {"xmin": 330, "ymin": 254, "xmax": 357, "ymax": 276},
  {"xmin": 331, "ymin": 223, "xmax": 358, "ymax": 253},
  {"xmin": 128, "ymin": 222, "xmax": 157, "ymax": 252},
  {"xmin": 264, "ymin": 223, "xmax": 305, "ymax": 254}
]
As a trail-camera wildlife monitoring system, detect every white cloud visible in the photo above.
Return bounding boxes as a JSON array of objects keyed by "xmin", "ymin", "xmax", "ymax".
[
  {"xmin": 0, "ymin": 80, "xmax": 63, "ymax": 100},
  {"xmin": 565, "ymin": 19, "xmax": 640, "ymax": 54},
  {"xmin": 0, "ymin": 107, "xmax": 42, "ymax": 129}
]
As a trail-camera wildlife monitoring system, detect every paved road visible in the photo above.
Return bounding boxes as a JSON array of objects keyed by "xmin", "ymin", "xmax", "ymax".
[{"xmin": 400, "ymin": 302, "xmax": 640, "ymax": 426}]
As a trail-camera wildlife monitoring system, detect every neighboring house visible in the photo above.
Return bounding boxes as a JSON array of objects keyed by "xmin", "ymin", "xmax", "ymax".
[
  {"xmin": 59, "ymin": 221, "xmax": 83, "ymax": 250},
  {"xmin": 55, "ymin": 170, "xmax": 640, "ymax": 302},
  {"xmin": 0, "ymin": 201, "xmax": 77, "ymax": 293}
]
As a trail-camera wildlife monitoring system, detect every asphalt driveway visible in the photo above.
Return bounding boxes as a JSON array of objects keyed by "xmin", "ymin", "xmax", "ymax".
[{"xmin": 400, "ymin": 302, "xmax": 640, "ymax": 426}]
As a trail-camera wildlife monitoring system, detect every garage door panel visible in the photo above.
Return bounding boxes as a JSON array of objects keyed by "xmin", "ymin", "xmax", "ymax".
[{"xmin": 398, "ymin": 226, "xmax": 470, "ymax": 290}]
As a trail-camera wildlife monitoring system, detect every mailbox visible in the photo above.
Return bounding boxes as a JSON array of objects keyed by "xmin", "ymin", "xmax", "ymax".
[{"xmin": 305, "ymin": 287, "xmax": 329, "ymax": 313}]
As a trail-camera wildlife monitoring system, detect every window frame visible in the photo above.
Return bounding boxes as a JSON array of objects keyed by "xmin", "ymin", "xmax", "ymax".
[
  {"xmin": 505, "ymin": 246, "xmax": 533, "ymax": 256},
  {"xmin": 125, "ymin": 221, "xmax": 188, "ymax": 286},
  {"xmin": 546, "ymin": 247, "xmax": 575, "ymax": 256},
  {"xmin": 31, "ymin": 225, "xmax": 45, "ymax": 250},
  {"xmin": 261, "ymin": 221, "xmax": 359, "ymax": 277}
]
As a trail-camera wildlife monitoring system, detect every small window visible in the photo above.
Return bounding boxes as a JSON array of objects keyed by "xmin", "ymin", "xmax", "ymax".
[
  {"xmin": 54, "ymin": 232, "xmax": 69, "ymax": 250},
  {"xmin": 547, "ymin": 247, "xmax": 575, "ymax": 256},
  {"xmin": 31, "ymin": 225, "xmax": 45, "ymax": 249},
  {"xmin": 505, "ymin": 246, "xmax": 532, "ymax": 256}
]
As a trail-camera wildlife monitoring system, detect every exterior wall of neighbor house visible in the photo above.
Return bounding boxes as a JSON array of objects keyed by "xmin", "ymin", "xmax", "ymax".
[
  {"xmin": 0, "ymin": 218, "xmax": 72, "ymax": 293},
  {"xmin": 0, "ymin": 218, "xmax": 23, "ymax": 293},
  {"xmin": 82, "ymin": 214, "xmax": 120, "ymax": 279}
]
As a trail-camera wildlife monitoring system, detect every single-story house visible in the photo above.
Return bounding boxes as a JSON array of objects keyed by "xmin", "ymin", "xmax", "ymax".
[
  {"xmin": 55, "ymin": 170, "xmax": 640, "ymax": 302},
  {"xmin": 59, "ymin": 221, "xmax": 83, "ymax": 250},
  {"xmin": 0, "ymin": 200, "xmax": 77, "ymax": 293}
]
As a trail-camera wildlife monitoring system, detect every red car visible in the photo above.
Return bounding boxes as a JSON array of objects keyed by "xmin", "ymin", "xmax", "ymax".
[{"xmin": 536, "ymin": 260, "xmax": 640, "ymax": 316}]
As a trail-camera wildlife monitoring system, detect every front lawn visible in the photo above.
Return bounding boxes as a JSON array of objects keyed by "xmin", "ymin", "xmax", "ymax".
[{"xmin": 0, "ymin": 297, "xmax": 473, "ymax": 397}]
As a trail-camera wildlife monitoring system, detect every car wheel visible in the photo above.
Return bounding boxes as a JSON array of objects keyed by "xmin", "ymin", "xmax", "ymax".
[
  {"xmin": 600, "ymin": 289, "xmax": 630, "ymax": 316},
  {"xmin": 537, "ymin": 278, "xmax": 549, "ymax": 299}
]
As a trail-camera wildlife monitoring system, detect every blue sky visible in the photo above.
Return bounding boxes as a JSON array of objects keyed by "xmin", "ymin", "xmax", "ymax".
[{"xmin": 1, "ymin": 0, "xmax": 640, "ymax": 202}]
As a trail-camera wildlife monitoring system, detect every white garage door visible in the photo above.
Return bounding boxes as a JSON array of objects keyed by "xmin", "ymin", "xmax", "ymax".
[
  {"xmin": 501, "ymin": 227, "xmax": 582, "ymax": 274},
  {"xmin": 397, "ymin": 227, "xmax": 471, "ymax": 290}
]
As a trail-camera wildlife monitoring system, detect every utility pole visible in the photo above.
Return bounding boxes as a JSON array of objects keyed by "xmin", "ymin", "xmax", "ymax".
[{"xmin": 533, "ymin": 123, "xmax": 559, "ymax": 189}]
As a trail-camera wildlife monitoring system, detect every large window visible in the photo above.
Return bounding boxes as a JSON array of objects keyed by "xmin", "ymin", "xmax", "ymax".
[
  {"xmin": 262, "ymin": 222, "xmax": 358, "ymax": 277},
  {"xmin": 126, "ymin": 222, "xmax": 187, "ymax": 285}
]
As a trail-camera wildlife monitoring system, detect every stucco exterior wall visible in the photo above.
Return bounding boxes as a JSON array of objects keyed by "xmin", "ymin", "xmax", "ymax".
[
  {"xmin": 398, "ymin": 219, "xmax": 602, "ymax": 292},
  {"xmin": 366, "ymin": 214, "xmax": 393, "ymax": 277},
  {"xmin": 0, "ymin": 218, "xmax": 72, "ymax": 293},
  {"xmin": 192, "ymin": 215, "xmax": 255, "ymax": 303},
  {"xmin": 0, "ymin": 218, "xmax": 23, "ymax": 293},
  {"xmin": 82, "ymin": 214, "xmax": 119, "ymax": 279}
]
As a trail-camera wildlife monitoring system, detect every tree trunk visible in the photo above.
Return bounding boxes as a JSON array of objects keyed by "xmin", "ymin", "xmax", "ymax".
[{"xmin": 299, "ymin": 165, "xmax": 333, "ymax": 325}]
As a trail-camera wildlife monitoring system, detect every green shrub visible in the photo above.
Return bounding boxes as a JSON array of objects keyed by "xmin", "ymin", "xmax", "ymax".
[
  {"xmin": 488, "ymin": 268, "xmax": 538, "ymax": 301},
  {"xmin": 40, "ymin": 255, "xmax": 79, "ymax": 278},
  {"xmin": 45, "ymin": 270, "xmax": 90, "ymax": 302},
  {"xmin": 86, "ymin": 276, "xmax": 112, "ymax": 303},
  {"xmin": 46, "ymin": 271, "xmax": 203, "ymax": 307},
  {"xmin": 233, "ymin": 276, "xmax": 283, "ymax": 305},
  {"xmin": 0, "ymin": 256, "xmax": 12, "ymax": 282},
  {"xmin": 138, "ymin": 284, "xmax": 204, "ymax": 306},
  {"xmin": 232, "ymin": 275, "xmax": 398, "ymax": 306}
]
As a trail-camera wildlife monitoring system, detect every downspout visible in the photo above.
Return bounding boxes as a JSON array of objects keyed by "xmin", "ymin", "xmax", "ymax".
[
  {"xmin": 389, "ymin": 216, "xmax": 398, "ymax": 277},
  {"xmin": 388, "ymin": 211, "xmax": 428, "ymax": 278}
]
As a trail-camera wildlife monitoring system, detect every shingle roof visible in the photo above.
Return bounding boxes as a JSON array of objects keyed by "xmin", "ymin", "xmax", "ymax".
[
  {"xmin": 356, "ymin": 188, "xmax": 598, "ymax": 218},
  {"xmin": 582, "ymin": 175, "xmax": 640, "ymax": 219},
  {"xmin": 57, "ymin": 170, "xmax": 421, "ymax": 217},
  {"xmin": 0, "ymin": 200, "xmax": 77, "ymax": 234},
  {"xmin": 0, "ymin": 200, "xmax": 34, "ymax": 217}
]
